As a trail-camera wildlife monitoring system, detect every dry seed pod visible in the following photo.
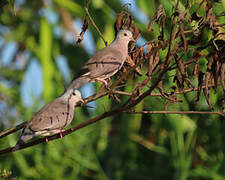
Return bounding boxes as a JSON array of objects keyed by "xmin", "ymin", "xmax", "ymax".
[
  {"xmin": 77, "ymin": 15, "xmax": 89, "ymax": 44},
  {"xmin": 114, "ymin": 12, "xmax": 125, "ymax": 33}
]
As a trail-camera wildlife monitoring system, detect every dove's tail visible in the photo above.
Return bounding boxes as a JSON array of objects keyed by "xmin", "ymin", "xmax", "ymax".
[
  {"xmin": 67, "ymin": 77, "xmax": 90, "ymax": 90},
  {"xmin": 12, "ymin": 128, "xmax": 34, "ymax": 151}
]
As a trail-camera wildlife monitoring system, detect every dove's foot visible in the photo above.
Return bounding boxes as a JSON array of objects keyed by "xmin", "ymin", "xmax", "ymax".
[
  {"xmin": 59, "ymin": 129, "xmax": 65, "ymax": 138},
  {"xmin": 95, "ymin": 78, "xmax": 109, "ymax": 88},
  {"xmin": 45, "ymin": 137, "xmax": 49, "ymax": 143}
]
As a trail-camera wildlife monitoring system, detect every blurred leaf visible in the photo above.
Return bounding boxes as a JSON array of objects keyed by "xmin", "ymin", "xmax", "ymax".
[
  {"xmin": 168, "ymin": 114, "xmax": 196, "ymax": 133},
  {"xmin": 7, "ymin": 0, "xmax": 16, "ymax": 15},
  {"xmin": 54, "ymin": 0, "xmax": 84, "ymax": 16},
  {"xmin": 137, "ymin": 0, "xmax": 156, "ymax": 17},
  {"xmin": 39, "ymin": 18, "xmax": 55, "ymax": 101}
]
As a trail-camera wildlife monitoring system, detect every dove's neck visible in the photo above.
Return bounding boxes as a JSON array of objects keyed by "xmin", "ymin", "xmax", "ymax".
[{"xmin": 109, "ymin": 39, "xmax": 129, "ymax": 60}]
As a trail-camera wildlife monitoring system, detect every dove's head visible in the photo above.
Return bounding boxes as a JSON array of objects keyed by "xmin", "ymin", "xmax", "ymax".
[
  {"xmin": 61, "ymin": 88, "xmax": 84, "ymax": 105},
  {"xmin": 116, "ymin": 30, "xmax": 134, "ymax": 42},
  {"xmin": 70, "ymin": 89, "xmax": 84, "ymax": 105}
]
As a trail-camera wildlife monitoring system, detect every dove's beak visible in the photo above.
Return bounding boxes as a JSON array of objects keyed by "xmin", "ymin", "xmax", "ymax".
[
  {"xmin": 79, "ymin": 98, "xmax": 85, "ymax": 106},
  {"xmin": 130, "ymin": 37, "xmax": 136, "ymax": 42}
]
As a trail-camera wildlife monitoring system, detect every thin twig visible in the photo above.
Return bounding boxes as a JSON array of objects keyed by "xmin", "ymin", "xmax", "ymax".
[
  {"xmin": 125, "ymin": 110, "xmax": 225, "ymax": 116},
  {"xmin": 84, "ymin": 5, "xmax": 107, "ymax": 46}
]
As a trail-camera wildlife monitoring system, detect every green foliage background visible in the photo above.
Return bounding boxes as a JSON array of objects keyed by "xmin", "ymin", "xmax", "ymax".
[{"xmin": 0, "ymin": 0, "xmax": 225, "ymax": 179}]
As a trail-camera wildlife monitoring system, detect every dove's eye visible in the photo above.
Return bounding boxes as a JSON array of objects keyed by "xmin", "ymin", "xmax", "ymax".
[
  {"xmin": 72, "ymin": 92, "xmax": 76, "ymax": 96},
  {"xmin": 124, "ymin": 33, "xmax": 127, "ymax": 36}
]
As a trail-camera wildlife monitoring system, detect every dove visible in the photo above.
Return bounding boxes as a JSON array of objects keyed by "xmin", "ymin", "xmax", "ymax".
[
  {"xmin": 68, "ymin": 29, "xmax": 134, "ymax": 89},
  {"xmin": 14, "ymin": 88, "xmax": 83, "ymax": 149}
]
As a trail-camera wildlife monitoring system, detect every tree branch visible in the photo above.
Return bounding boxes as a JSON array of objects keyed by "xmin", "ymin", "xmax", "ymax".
[
  {"xmin": 0, "ymin": 122, "xmax": 27, "ymax": 139},
  {"xmin": 0, "ymin": 80, "xmax": 218, "ymax": 140},
  {"xmin": 125, "ymin": 110, "xmax": 225, "ymax": 116},
  {"xmin": 0, "ymin": 102, "xmax": 127, "ymax": 155}
]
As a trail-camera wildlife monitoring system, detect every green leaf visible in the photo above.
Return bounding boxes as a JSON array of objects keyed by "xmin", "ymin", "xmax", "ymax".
[{"xmin": 39, "ymin": 18, "xmax": 55, "ymax": 101}]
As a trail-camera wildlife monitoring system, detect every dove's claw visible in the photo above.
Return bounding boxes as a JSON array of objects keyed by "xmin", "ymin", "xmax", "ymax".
[
  {"xmin": 95, "ymin": 78, "xmax": 108, "ymax": 87},
  {"xmin": 59, "ymin": 129, "xmax": 65, "ymax": 138}
]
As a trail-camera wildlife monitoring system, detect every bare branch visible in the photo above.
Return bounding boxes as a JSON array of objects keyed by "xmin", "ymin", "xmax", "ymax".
[
  {"xmin": 84, "ymin": 1, "xmax": 107, "ymax": 46},
  {"xmin": 0, "ymin": 102, "xmax": 127, "ymax": 155},
  {"xmin": 125, "ymin": 110, "xmax": 225, "ymax": 116},
  {"xmin": 0, "ymin": 122, "xmax": 27, "ymax": 139}
]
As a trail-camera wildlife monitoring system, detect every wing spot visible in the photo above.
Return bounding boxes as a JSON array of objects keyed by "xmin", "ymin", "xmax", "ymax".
[
  {"xmin": 50, "ymin": 116, "xmax": 53, "ymax": 124},
  {"xmin": 39, "ymin": 118, "xmax": 42, "ymax": 122}
]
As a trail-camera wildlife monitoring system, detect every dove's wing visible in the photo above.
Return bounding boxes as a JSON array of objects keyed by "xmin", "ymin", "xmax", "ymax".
[
  {"xmin": 79, "ymin": 47, "xmax": 124, "ymax": 80},
  {"xmin": 27, "ymin": 99, "xmax": 73, "ymax": 132}
]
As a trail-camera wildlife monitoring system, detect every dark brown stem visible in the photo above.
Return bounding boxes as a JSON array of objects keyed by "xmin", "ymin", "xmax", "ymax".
[
  {"xmin": 125, "ymin": 110, "xmax": 225, "ymax": 116},
  {"xmin": 84, "ymin": 6, "xmax": 107, "ymax": 46}
]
